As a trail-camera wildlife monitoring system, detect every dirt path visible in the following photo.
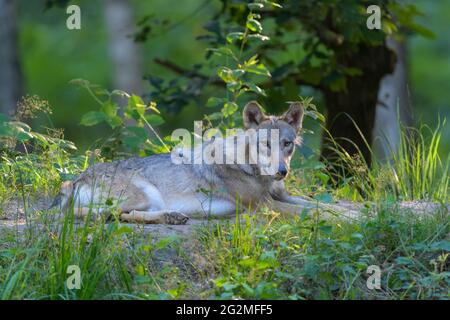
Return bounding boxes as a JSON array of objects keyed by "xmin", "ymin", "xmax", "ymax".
[
  {"xmin": 1, "ymin": 196, "xmax": 448, "ymax": 239},
  {"xmin": 0, "ymin": 196, "xmax": 227, "ymax": 239}
]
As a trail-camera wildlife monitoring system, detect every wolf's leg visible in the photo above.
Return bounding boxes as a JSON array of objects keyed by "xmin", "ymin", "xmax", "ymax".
[
  {"xmin": 280, "ymin": 195, "xmax": 313, "ymax": 205},
  {"xmin": 72, "ymin": 207, "xmax": 111, "ymax": 219},
  {"xmin": 207, "ymin": 199, "xmax": 237, "ymax": 216},
  {"xmin": 167, "ymin": 197, "xmax": 237, "ymax": 217},
  {"xmin": 269, "ymin": 180, "xmax": 311, "ymax": 205},
  {"xmin": 120, "ymin": 210, "xmax": 189, "ymax": 225},
  {"xmin": 269, "ymin": 199, "xmax": 362, "ymax": 221}
]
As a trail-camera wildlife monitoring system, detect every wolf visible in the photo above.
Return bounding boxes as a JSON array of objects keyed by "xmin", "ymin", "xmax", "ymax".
[{"xmin": 52, "ymin": 101, "xmax": 312, "ymax": 224}]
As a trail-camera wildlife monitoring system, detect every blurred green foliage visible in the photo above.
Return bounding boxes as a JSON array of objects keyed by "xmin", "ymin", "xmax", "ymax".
[
  {"xmin": 409, "ymin": 0, "xmax": 450, "ymax": 157},
  {"xmin": 17, "ymin": 0, "xmax": 449, "ymax": 157}
]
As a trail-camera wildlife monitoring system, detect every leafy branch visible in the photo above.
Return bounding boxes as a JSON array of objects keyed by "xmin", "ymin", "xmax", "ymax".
[
  {"xmin": 71, "ymin": 79, "xmax": 169, "ymax": 158},
  {"xmin": 204, "ymin": 1, "xmax": 281, "ymax": 130}
]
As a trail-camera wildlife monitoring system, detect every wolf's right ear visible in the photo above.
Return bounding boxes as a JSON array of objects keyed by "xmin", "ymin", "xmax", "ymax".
[
  {"xmin": 282, "ymin": 102, "xmax": 304, "ymax": 133},
  {"xmin": 243, "ymin": 101, "xmax": 267, "ymax": 129}
]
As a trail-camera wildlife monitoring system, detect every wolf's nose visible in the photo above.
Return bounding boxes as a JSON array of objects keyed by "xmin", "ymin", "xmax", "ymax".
[{"xmin": 278, "ymin": 167, "xmax": 288, "ymax": 177}]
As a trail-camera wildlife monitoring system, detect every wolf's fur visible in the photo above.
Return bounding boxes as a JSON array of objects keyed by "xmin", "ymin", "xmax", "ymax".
[{"xmin": 54, "ymin": 101, "xmax": 309, "ymax": 224}]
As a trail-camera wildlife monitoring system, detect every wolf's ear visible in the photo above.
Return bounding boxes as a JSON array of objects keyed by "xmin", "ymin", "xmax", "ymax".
[
  {"xmin": 282, "ymin": 102, "xmax": 304, "ymax": 133},
  {"xmin": 243, "ymin": 101, "xmax": 267, "ymax": 129}
]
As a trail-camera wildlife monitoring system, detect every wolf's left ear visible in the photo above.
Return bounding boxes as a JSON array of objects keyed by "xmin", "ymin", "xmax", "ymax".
[
  {"xmin": 282, "ymin": 102, "xmax": 304, "ymax": 133},
  {"xmin": 243, "ymin": 101, "xmax": 267, "ymax": 129}
]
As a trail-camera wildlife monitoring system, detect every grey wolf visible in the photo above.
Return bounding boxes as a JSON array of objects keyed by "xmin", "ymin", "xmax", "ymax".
[{"xmin": 53, "ymin": 101, "xmax": 310, "ymax": 224}]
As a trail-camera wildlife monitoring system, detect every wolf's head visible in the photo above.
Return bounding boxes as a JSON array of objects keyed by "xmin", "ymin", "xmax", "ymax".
[{"xmin": 243, "ymin": 101, "xmax": 304, "ymax": 180}]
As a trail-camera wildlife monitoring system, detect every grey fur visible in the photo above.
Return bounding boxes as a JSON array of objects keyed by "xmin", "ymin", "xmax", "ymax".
[{"xmin": 54, "ymin": 101, "xmax": 307, "ymax": 224}]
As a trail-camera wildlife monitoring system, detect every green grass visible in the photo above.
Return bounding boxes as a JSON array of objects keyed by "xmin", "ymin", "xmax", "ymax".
[
  {"xmin": 0, "ymin": 208, "xmax": 190, "ymax": 299},
  {"xmin": 0, "ymin": 113, "xmax": 449, "ymax": 300},
  {"xmin": 316, "ymin": 120, "xmax": 449, "ymax": 203},
  {"xmin": 197, "ymin": 205, "xmax": 449, "ymax": 299}
]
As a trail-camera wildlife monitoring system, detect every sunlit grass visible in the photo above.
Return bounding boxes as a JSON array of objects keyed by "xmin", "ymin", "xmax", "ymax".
[
  {"xmin": 0, "ymin": 113, "xmax": 448, "ymax": 300},
  {"xmin": 321, "ymin": 118, "xmax": 449, "ymax": 203}
]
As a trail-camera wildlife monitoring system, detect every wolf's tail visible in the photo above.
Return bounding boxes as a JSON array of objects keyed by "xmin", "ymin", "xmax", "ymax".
[{"xmin": 48, "ymin": 181, "xmax": 74, "ymax": 210}]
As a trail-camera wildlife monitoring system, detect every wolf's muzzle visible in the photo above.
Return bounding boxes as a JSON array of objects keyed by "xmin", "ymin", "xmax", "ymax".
[{"xmin": 275, "ymin": 164, "xmax": 288, "ymax": 180}]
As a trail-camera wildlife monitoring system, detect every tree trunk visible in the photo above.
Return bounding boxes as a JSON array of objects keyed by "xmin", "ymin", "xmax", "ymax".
[
  {"xmin": 373, "ymin": 38, "xmax": 413, "ymax": 161},
  {"xmin": 0, "ymin": 0, "xmax": 23, "ymax": 116},
  {"xmin": 321, "ymin": 42, "xmax": 396, "ymax": 176},
  {"xmin": 103, "ymin": 0, "xmax": 142, "ymax": 100}
]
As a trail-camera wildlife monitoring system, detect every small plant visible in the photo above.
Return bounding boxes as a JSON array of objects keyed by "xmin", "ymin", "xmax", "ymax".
[
  {"xmin": 391, "ymin": 121, "xmax": 449, "ymax": 201},
  {"xmin": 204, "ymin": 1, "xmax": 281, "ymax": 131},
  {"xmin": 0, "ymin": 98, "xmax": 79, "ymax": 205},
  {"xmin": 322, "ymin": 119, "xmax": 449, "ymax": 203},
  {"xmin": 72, "ymin": 79, "xmax": 169, "ymax": 159}
]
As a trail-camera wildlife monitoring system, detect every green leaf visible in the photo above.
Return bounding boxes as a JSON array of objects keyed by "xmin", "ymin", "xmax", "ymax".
[
  {"xmin": 123, "ymin": 136, "xmax": 144, "ymax": 149},
  {"xmin": 206, "ymin": 97, "xmax": 226, "ymax": 108},
  {"xmin": 430, "ymin": 241, "xmax": 450, "ymax": 252},
  {"xmin": 69, "ymin": 78, "xmax": 90, "ymax": 87},
  {"xmin": 80, "ymin": 111, "xmax": 107, "ymax": 126},
  {"xmin": 382, "ymin": 19, "xmax": 398, "ymax": 35},
  {"xmin": 300, "ymin": 208, "xmax": 310, "ymax": 221},
  {"xmin": 226, "ymin": 81, "xmax": 241, "ymax": 92},
  {"xmin": 247, "ymin": 3, "xmax": 264, "ymax": 10},
  {"xmin": 145, "ymin": 114, "xmax": 165, "ymax": 126},
  {"xmin": 226, "ymin": 32, "xmax": 244, "ymax": 43},
  {"xmin": 218, "ymin": 67, "xmax": 236, "ymax": 83},
  {"xmin": 206, "ymin": 112, "xmax": 222, "ymax": 121},
  {"xmin": 264, "ymin": 1, "xmax": 282, "ymax": 8},
  {"xmin": 12, "ymin": 122, "xmax": 33, "ymax": 142},
  {"xmin": 239, "ymin": 257, "xmax": 256, "ymax": 268},
  {"xmin": 395, "ymin": 256, "xmax": 413, "ymax": 266},
  {"xmin": 245, "ymin": 54, "xmax": 259, "ymax": 66},
  {"xmin": 314, "ymin": 192, "xmax": 334, "ymax": 203},
  {"xmin": 305, "ymin": 109, "xmax": 326, "ymax": 122},
  {"xmin": 247, "ymin": 34, "xmax": 270, "ymax": 41},
  {"xmin": 245, "ymin": 63, "xmax": 271, "ymax": 76},
  {"xmin": 351, "ymin": 233, "xmax": 364, "ymax": 240},
  {"xmin": 128, "ymin": 95, "xmax": 146, "ymax": 117},
  {"xmin": 315, "ymin": 171, "xmax": 330, "ymax": 184},
  {"xmin": 246, "ymin": 19, "xmax": 263, "ymax": 33},
  {"xmin": 155, "ymin": 235, "xmax": 180, "ymax": 249},
  {"xmin": 232, "ymin": 69, "xmax": 245, "ymax": 79},
  {"xmin": 208, "ymin": 47, "xmax": 237, "ymax": 60},
  {"xmin": 101, "ymin": 100, "xmax": 119, "ymax": 117},
  {"xmin": 111, "ymin": 89, "xmax": 130, "ymax": 98},
  {"xmin": 114, "ymin": 225, "xmax": 134, "ymax": 236},
  {"xmin": 222, "ymin": 102, "xmax": 238, "ymax": 118},
  {"xmin": 105, "ymin": 115, "xmax": 123, "ymax": 129},
  {"xmin": 246, "ymin": 83, "xmax": 267, "ymax": 96}
]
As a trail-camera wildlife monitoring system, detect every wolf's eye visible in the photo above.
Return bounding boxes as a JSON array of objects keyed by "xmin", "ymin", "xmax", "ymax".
[{"xmin": 284, "ymin": 141, "xmax": 293, "ymax": 147}]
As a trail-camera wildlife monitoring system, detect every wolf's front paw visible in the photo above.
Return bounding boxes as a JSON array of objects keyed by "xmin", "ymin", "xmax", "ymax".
[{"xmin": 164, "ymin": 212, "xmax": 189, "ymax": 225}]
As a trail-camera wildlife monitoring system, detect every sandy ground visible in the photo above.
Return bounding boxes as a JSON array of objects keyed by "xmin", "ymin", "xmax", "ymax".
[
  {"xmin": 0, "ymin": 196, "xmax": 228, "ymax": 239},
  {"xmin": 1, "ymin": 196, "xmax": 448, "ymax": 240}
]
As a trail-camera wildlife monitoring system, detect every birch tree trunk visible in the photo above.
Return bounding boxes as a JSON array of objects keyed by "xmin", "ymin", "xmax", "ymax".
[
  {"xmin": 103, "ymin": 0, "xmax": 142, "ymax": 102},
  {"xmin": 373, "ymin": 38, "xmax": 413, "ymax": 161},
  {"xmin": 321, "ymin": 42, "xmax": 396, "ymax": 173},
  {"xmin": 0, "ymin": 0, "xmax": 23, "ymax": 116}
]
